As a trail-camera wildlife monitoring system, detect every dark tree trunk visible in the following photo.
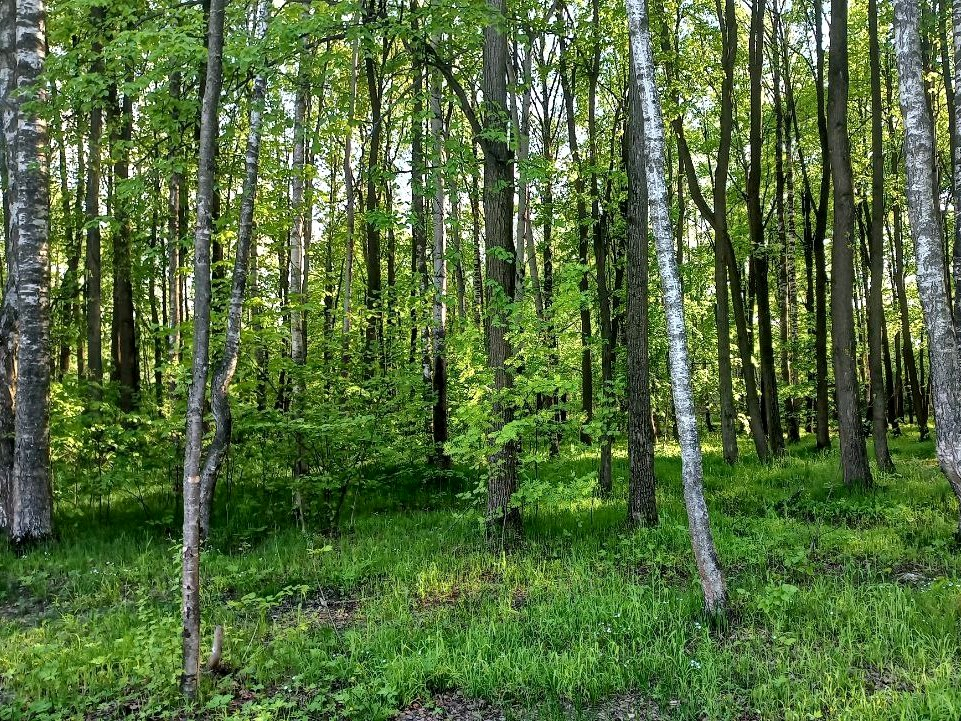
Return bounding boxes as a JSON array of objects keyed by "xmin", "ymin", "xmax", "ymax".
[
  {"xmin": 748, "ymin": 0, "xmax": 784, "ymax": 457},
  {"xmin": 481, "ymin": 0, "xmax": 519, "ymax": 544},
  {"xmin": 827, "ymin": 0, "xmax": 872, "ymax": 487},
  {"xmin": 867, "ymin": 0, "xmax": 894, "ymax": 471},
  {"xmin": 559, "ymin": 40, "xmax": 594, "ymax": 444},
  {"xmin": 110, "ymin": 90, "xmax": 140, "ymax": 412},
  {"xmin": 625, "ymin": 66, "xmax": 657, "ymax": 528}
]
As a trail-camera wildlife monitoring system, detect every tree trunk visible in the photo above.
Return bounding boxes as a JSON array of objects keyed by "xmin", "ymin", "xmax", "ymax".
[
  {"xmin": 6, "ymin": 0, "xmax": 54, "ymax": 546},
  {"xmin": 181, "ymin": 0, "xmax": 225, "ymax": 698},
  {"xmin": 111, "ymin": 89, "xmax": 140, "ymax": 412},
  {"xmin": 748, "ymin": 0, "xmax": 784, "ymax": 457},
  {"xmin": 627, "ymin": 0, "xmax": 726, "ymax": 617},
  {"xmin": 559, "ymin": 39, "xmax": 593, "ymax": 444},
  {"xmin": 0, "ymin": 2, "xmax": 17, "ymax": 535},
  {"xmin": 827, "ymin": 0, "xmax": 872, "ymax": 487},
  {"xmin": 895, "ymin": 0, "xmax": 961, "ymax": 534},
  {"xmin": 167, "ymin": 73, "xmax": 182, "ymax": 382},
  {"xmin": 867, "ymin": 0, "xmax": 894, "ymax": 471},
  {"xmin": 198, "ymin": 0, "xmax": 269, "ymax": 542},
  {"xmin": 429, "ymin": 61, "xmax": 449, "ymax": 467},
  {"xmin": 482, "ymin": 0, "xmax": 519, "ymax": 544},
  {"xmin": 85, "ymin": 6, "xmax": 104, "ymax": 396},
  {"xmin": 625, "ymin": 65, "xmax": 657, "ymax": 528}
]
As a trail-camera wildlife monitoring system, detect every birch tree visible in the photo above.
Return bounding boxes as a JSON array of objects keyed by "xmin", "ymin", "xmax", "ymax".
[
  {"xmin": 894, "ymin": 0, "xmax": 961, "ymax": 534},
  {"xmin": 4, "ymin": 0, "xmax": 54, "ymax": 546},
  {"xmin": 181, "ymin": 0, "xmax": 226, "ymax": 697},
  {"xmin": 626, "ymin": 0, "xmax": 726, "ymax": 616}
]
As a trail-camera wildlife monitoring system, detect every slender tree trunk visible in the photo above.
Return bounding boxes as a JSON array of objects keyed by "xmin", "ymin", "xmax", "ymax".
[
  {"xmin": 85, "ymin": 7, "xmax": 104, "ymax": 396},
  {"xmin": 111, "ymin": 90, "xmax": 140, "ymax": 411},
  {"xmin": 748, "ymin": 0, "xmax": 784, "ymax": 457},
  {"xmin": 342, "ymin": 40, "xmax": 358, "ymax": 365},
  {"xmin": 469, "ymin": 154, "xmax": 484, "ymax": 326},
  {"xmin": 627, "ymin": 0, "xmax": 726, "ymax": 617},
  {"xmin": 166, "ymin": 75, "xmax": 182, "ymax": 400},
  {"xmin": 289, "ymin": 66, "xmax": 308, "ymax": 385},
  {"xmin": 181, "ymin": 0, "xmax": 225, "ymax": 698},
  {"xmin": 942, "ymin": 0, "xmax": 961, "ymax": 338},
  {"xmin": 559, "ymin": 40, "xmax": 594, "ymax": 444},
  {"xmin": 895, "ymin": 0, "xmax": 961, "ymax": 534},
  {"xmin": 828, "ymin": 0, "xmax": 872, "ymax": 487},
  {"xmin": 671, "ymin": 0, "xmax": 740, "ymax": 463},
  {"xmin": 868, "ymin": 0, "xmax": 894, "ymax": 471},
  {"xmin": 625, "ymin": 65, "xmax": 657, "ymax": 528},
  {"xmin": 198, "ymin": 0, "xmax": 269, "ymax": 542},
  {"xmin": 429, "ymin": 61, "xmax": 449, "ymax": 467}
]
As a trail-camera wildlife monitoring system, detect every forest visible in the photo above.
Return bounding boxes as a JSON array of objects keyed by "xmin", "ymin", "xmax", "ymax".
[{"xmin": 2, "ymin": 0, "xmax": 961, "ymax": 716}]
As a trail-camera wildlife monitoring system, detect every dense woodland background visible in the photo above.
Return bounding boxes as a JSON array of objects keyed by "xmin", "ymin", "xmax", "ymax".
[{"xmin": 3, "ymin": 0, "xmax": 961, "ymax": 716}]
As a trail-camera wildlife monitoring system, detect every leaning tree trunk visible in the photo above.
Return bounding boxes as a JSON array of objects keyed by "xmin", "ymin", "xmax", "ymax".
[
  {"xmin": 625, "ymin": 66, "xmax": 657, "ymax": 528},
  {"xmin": 827, "ymin": 0, "xmax": 872, "ymax": 488},
  {"xmin": 868, "ymin": 0, "xmax": 894, "ymax": 472},
  {"xmin": 6, "ymin": 0, "xmax": 53, "ymax": 547},
  {"xmin": 895, "ymin": 0, "xmax": 961, "ymax": 534},
  {"xmin": 626, "ymin": 0, "xmax": 726, "ymax": 617},
  {"xmin": 181, "ymin": 0, "xmax": 225, "ymax": 699}
]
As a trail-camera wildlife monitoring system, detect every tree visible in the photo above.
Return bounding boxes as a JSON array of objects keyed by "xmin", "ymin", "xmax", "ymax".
[
  {"xmin": 625, "ymin": 63, "xmax": 657, "ymax": 529},
  {"xmin": 867, "ymin": 0, "xmax": 894, "ymax": 472},
  {"xmin": 626, "ymin": 0, "xmax": 726, "ymax": 616},
  {"xmin": 180, "ymin": 0, "xmax": 226, "ymax": 698},
  {"xmin": 827, "ymin": 0, "xmax": 872, "ymax": 488},
  {"xmin": 3, "ymin": 0, "xmax": 54, "ymax": 546},
  {"xmin": 894, "ymin": 0, "xmax": 961, "ymax": 534}
]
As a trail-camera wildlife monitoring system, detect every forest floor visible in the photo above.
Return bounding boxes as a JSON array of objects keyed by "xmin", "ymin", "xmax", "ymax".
[{"xmin": 2, "ymin": 431, "xmax": 961, "ymax": 720}]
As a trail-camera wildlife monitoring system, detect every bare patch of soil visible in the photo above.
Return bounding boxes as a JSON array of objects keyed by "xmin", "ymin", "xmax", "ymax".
[
  {"xmin": 269, "ymin": 587, "xmax": 362, "ymax": 630},
  {"xmin": 394, "ymin": 692, "xmax": 507, "ymax": 721},
  {"xmin": 624, "ymin": 562, "xmax": 692, "ymax": 588},
  {"xmin": 859, "ymin": 664, "xmax": 916, "ymax": 694}
]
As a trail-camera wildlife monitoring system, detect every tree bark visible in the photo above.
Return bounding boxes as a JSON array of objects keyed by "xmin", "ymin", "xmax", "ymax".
[
  {"xmin": 198, "ymin": 0, "xmax": 269, "ymax": 542},
  {"xmin": 0, "ymin": 0, "xmax": 17, "ymax": 534},
  {"xmin": 895, "ymin": 0, "xmax": 961, "ymax": 533},
  {"xmin": 625, "ymin": 64, "xmax": 657, "ymax": 528},
  {"xmin": 110, "ymin": 89, "xmax": 140, "ymax": 411},
  {"xmin": 627, "ymin": 0, "xmax": 726, "ymax": 616},
  {"xmin": 429, "ymin": 60, "xmax": 449, "ymax": 467},
  {"xmin": 559, "ymin": 36, "xmax": 594, "ymax": 444},
  {"xmin": 827, "ymin": 0, "xmax": 872, "ymax": 487},
  {"xmin": 482, "ymin": 0, "xmax": 519, "ymax": 544},
  {"xmin": 85, "ymin": 5, "xmax": 105, "ymax": 396},
  {"xmin": 6, "ymin": 0, "xmax": 54, "ymax": 546},
  {"xmin": 181, "ymin": 0, "xmax": 225, "ymax": 698},
  {"xmin": 867, "ymin": 0, "xmax": 894, "ymax": 471},
  {"xmin": 748, "ymin": 0, "xmax": 784, "ymax": 457}
]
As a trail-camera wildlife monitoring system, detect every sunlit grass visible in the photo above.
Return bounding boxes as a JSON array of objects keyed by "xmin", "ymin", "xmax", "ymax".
[{"xmin": 1, "ymin": 430, "xmax": 960, "ymax": 719}]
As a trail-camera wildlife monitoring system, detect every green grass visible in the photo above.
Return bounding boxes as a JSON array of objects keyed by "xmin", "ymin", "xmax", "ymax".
[{"xmin": 2, "ymin": 431, "xmax": 961, "ymax": 720}]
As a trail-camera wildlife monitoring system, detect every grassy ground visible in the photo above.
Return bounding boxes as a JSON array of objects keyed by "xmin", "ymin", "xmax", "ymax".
[{"xmin": 2, "ymin": 431, "xmax": 961, "ymax": 720}]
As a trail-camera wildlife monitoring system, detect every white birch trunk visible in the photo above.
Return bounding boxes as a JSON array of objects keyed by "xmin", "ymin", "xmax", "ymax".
[
  {"xmin": 626, "ymin": 0, "xmax": 727, "ymax": 615},
  {"xmin": 895, "ymin": 0, "xmax": 961, "ymax": 533}
]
